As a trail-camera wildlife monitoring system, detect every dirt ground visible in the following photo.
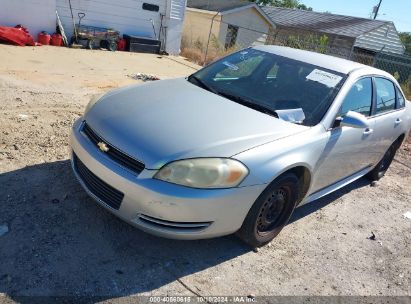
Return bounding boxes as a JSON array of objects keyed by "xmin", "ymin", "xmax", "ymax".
[{"xmin": 0, "ymin": 45, "xmax": 410, "ymax": 301}]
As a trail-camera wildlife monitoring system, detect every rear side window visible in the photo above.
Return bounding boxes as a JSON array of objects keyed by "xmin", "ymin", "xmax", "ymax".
[
  {"xmin": 396, "ymin": 87, "xmax": 405, "ymax": 108},
  {"xmin": 339, "ymin": 78, "xmax": 372, "ymax": 117},
  {"xmin": 375, "ymin": 78, "xmax": 396, "ymax": 114}
]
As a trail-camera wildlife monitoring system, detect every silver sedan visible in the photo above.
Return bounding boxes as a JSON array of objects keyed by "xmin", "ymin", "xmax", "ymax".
[{"xmin": 70, "ymin": 46, "xmax": 411, "ymax": 247}]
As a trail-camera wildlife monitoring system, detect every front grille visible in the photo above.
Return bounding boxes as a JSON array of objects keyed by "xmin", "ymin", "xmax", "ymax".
[
  {"xmin": 138, "ymin": 214, "xmax": 212, "ymax": 231},
  {"xmin": 73, "ymin": 153, "xmax": 124, "ymax": 210},
  {"xmin": 82, "ymin": 122, "xmax": 145, "ymax": 175}
]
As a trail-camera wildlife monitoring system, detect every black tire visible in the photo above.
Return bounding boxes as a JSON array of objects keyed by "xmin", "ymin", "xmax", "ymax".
[
  {"xmin": 70, "ymin": 36, "xmax": 76, "ymax": 46},
  {"xmin": 100, "ymin": 40, "xmax": 111, "ymax": 50},
  {"xmin": 237, "ymin": 173, "xmax": 300, "ymax": 248},
  {"xmin": 366, "ymin": 140, "xmax": 400, "ymax": 181}
]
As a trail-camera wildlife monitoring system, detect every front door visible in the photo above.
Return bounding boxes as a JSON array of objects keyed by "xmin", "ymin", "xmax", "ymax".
[{"xmin": 312, "ymin": 77, "xmax": 377, "ymax": 192}]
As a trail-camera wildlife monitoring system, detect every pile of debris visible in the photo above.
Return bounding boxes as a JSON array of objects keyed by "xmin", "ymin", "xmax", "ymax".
[{"xmin": 128, "ymin": 73, "xmax": 160, "ymax": 82}]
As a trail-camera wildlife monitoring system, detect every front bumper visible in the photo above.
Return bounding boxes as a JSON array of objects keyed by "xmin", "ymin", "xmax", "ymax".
[{"xmin": 70, "ymin": 119, "xmax": 266, "ymax": 240}]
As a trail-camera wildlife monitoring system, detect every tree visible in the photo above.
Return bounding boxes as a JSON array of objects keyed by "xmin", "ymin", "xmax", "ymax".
[
  {"xmin": 250, "ymin": 0, "xmax": 313, "ymax": 10},
  {"xmin": 399, "ymin": 32, "xmax": 411, "ymax": 55}
]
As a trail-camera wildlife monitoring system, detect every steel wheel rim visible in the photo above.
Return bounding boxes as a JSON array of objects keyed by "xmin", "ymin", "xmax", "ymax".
[{"xmin": 256, "ymin": 186, "xmax": 290, "ymax": 236}]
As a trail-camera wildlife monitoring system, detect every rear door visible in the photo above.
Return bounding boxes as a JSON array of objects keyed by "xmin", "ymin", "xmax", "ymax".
[{"xmin": 370, "ymin": 77, "xmax": 407, "ymax": 160}]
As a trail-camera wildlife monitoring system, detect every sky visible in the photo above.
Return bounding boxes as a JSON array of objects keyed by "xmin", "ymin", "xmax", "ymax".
[{"xmin": 302, "ymin": 0, "xmax": 411, "ymax": 32}]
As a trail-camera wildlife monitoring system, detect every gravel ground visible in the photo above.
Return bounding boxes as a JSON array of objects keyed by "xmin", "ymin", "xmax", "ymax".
[{"xmin": 0, "ymin": 45, "xmax": 410, "ymax": 302}]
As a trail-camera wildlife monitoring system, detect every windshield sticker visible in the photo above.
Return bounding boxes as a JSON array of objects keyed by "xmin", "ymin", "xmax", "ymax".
[
  {"xmin": 223, "ymin": 61, "xmax": 239, "ymax": 71},
  {"xmin": 306, "ymin": 69, "xmax": 342, "ymax": 88},
  {"xmin": 275, "ymin": 108, "xmax": 306, "ymax": 124}
]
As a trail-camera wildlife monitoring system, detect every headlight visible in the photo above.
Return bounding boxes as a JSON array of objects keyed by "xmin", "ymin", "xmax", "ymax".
[
  {"xmin": 154, "ymin": 158, "xmax": 249, "ymax": 189},
  {"xmin": 84, "ymin": 93, "xmax": 105, "ymax": 114}
]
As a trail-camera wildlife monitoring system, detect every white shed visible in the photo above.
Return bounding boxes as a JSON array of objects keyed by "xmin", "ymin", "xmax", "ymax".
[
  {"xmin": 0, "ymin": 0, "xmax": 187, "ymax": 54},
  {"xmin": 0, "ymin": 0, "xmax": 56, "ymax": 38}
]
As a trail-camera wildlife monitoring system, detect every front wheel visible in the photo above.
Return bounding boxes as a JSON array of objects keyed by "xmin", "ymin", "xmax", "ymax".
[{"xmin": 237, "ymin": 173, "xmax": 300, "ymax": 248}]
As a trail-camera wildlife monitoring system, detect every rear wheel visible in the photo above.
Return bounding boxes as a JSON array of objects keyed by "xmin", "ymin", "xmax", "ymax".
[
  {"xmin": 366, "ymin": 140, "xmax": 400, "ymax": 181},
  {"xmin": 237, "ymin": 173, "xmax": 300, "ymax": 248}
]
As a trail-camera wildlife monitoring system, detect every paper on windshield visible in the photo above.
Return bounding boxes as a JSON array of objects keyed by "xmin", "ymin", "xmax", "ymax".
[
  {"xmin": 306, "ymin": 69, "xmax": 342, "ymax": 88},
  {"xmin": 275, "ymin": 108, "xmax": 306, "ymax": 124}
]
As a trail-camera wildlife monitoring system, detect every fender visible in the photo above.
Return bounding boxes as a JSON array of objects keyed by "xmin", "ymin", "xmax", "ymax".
[{"xmin": 234, "ymin": 125, "xmax": 328, "ymax": 197}]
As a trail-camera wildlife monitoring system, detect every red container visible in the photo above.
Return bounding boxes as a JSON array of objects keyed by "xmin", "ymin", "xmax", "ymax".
[
  {"xmin": 117, "ymin": 38, "xmax": 126, "ymax": 51},
  {"xmin": 50, "ymin": 34, "xmax": 62, "ymax": 46},
  {"xmin": 38, "ymin": 32, "xmax": 51, "ymax": 45}
]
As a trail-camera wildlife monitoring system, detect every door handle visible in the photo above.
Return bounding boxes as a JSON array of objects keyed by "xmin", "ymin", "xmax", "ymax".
[
  {"xmin": 363, "ymin": 128, "xmax": 373, "ymax": 135},
  {"xmin": 395, "ymin": 118, "xmax": 402, "ymax": 125}
]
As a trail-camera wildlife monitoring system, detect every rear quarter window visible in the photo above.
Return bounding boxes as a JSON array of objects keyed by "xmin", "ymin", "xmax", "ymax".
[{"xmin": 396, "ymin": 87, "xmax": 406, "ymax": 108}]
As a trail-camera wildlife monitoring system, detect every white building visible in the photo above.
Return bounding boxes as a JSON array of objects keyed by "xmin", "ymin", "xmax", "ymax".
[{"xmin": 0, "ymin": 0, "xmax": 187, "ymax": 55}]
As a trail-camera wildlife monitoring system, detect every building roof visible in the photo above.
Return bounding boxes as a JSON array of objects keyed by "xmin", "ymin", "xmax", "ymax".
[
  {"xmin": 186, "ymin": 0, "xmax": 276, "ymax": 28},
  {"xmin": 187, "ymin": 0, "xmax": 251, "ymax": 12},
  {"xmin": 262, "ymin": 7, "xmax": 389, "ymax": 38}
]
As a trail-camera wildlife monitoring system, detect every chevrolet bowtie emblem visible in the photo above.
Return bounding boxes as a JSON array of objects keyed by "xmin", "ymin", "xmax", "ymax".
[{"xmin": 97, "ymin": 142, "xmax": 109, "ymax": 152}]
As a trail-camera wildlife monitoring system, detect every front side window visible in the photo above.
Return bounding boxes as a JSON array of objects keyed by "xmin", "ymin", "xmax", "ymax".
[
  {"xmin": 375, "ymin": 77, "xmax": 396, "ymax": 114},
  {"xmin": 189, "ymin": 48, "xmax": 346, "ymax": 126},
  {"xmin": 339, "ymin": 78, "xmax": 372, "ymax": 117}
]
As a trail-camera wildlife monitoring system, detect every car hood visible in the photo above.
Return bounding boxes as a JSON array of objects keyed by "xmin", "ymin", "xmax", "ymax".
[{"xmin": 85, "ymin": 78, "xmax": 307, "ymax": 169}]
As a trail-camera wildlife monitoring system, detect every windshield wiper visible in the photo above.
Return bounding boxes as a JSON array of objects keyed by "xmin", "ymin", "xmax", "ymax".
[
  {"xmin": 188, "ymin": 75, "xmax": 219, "ymax": 94},
  {"xmin": 216, "ymin": 91, "xmax": 278, "ymax": 117},
  {"xmin": 188, "ymin": 77, "xmax": 278, "ymax": 118}
]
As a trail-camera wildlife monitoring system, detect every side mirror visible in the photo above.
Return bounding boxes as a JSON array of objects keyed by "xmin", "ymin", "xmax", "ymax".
[{"xmin": 340, "ymin": 111, "xmax": 370, "ymax": 129}]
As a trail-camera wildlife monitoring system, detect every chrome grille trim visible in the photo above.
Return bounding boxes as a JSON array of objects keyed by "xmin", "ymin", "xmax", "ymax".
[
  {"xmin": 138, "ymin": 214, "xmax": 212, "ymax": 231},
  {"xmin": 82, "ymin": 122, "xmax": 145, "ymax": 175}
]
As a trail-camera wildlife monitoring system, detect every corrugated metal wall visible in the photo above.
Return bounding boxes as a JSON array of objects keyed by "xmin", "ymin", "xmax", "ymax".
[
  {"xmin": 55, "ymin": 0, "xmax": 186, "ymax": 54},
  {"xmin": 56, "ymin": 0, "xmax": 167, "ymax": 40},
  {"xmin": 0, "ymin": 0, "xmax": 56, "ymax": 37},
  {"xmin": 355, "ymin": 22, "xmax": 405, "ymax": 55}
]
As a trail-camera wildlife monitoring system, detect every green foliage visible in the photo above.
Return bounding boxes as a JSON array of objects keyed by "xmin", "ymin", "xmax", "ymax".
[
  {"xmin": 400, "ymin": 75, "xmax": 411, "ymax": 100},
  {"xmin": 399, "ymin": 32, "xmax": 411, "ymax": 55},
  {"xmin": 318, "ymin": 35, "xmax": 329, "ymax": 53},
  {"xmin": 250, "ymin": 0, "xmax": 312, "ymax": 10},
  {"xmin": 282, "ymin": 34, "xmax": 329, "ymax": 53}
]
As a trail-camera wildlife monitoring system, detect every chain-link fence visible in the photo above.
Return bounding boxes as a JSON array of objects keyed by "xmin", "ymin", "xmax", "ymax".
[{"xmin": 181, "ymin": 18, "xmax": 411, "ymax": 99}]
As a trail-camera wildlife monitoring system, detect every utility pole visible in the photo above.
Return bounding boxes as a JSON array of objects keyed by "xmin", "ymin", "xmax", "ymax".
[{"xmin": 373, "ymin": 0, "xmax": 382, "ymax": 19}]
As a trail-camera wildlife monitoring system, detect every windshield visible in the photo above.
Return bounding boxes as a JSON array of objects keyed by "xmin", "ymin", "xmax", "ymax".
[{"xmin": 188, "ymin": 48, "xmax": 346, "ymax": 126}]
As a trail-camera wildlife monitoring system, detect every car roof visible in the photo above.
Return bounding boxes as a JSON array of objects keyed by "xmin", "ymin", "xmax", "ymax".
[{"xmin": 253, "ymin": 45, "xmax": 384, "ymax": 76}]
